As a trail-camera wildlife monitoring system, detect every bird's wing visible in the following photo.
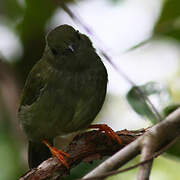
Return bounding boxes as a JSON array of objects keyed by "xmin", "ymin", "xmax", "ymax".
[{"xmin": 18, "ymin": 60, "xmax": 47, "ymax": 111}]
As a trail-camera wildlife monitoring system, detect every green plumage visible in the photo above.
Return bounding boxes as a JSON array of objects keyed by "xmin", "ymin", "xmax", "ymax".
[{"xmin": 18, "ymin": 25, "xmax": 107, "ymax": 168}]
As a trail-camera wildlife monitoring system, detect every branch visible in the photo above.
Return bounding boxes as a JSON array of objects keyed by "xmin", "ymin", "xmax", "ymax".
[
  {"xmin": 137, "ymin": 136, "xmax": 154, "ymax": 180},
  {"xmin": 82, "ymin": 108, "xmax": 180, "ymax": 179},
  {"xmin": 19, "ymin": 129, "xmax": 144, "ymax": 180},
  {"xmin": 19, "ymin": 107, "xmax": 180, "ymax": 180},
  {"xmin": 76, "ymin": 135, "xmax": 180, "ymax": 180}
]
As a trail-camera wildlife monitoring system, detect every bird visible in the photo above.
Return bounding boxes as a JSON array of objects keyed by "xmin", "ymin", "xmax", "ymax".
[{"xmin": 18, "ymin": 24, "xmax": 121, "ymax": 169}]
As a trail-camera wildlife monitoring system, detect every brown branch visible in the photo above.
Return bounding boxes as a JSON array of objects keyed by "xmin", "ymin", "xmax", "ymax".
[
  {"xmin": 19, "ymin": 105, "xmax": 180, "ymax": 180},
  {"xmin": 82, "ymin": 108, "xmax": 180, "ymax": 180},
  {"xmin": 77, "ymin": 135, "xmax": 180, "ymax": 180},
  {"xmin": 137, "ymin": 135, "xmax": 154, "ymax": 180},
  {"xmin": 19, "ymin": 129, "xmax": 145, "ymax": 180}
]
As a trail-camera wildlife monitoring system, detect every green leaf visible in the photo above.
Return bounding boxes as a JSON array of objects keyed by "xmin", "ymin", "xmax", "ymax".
[
  {"xmin": 0, "ymin": 0, "xmax": 23, "ymax": 21},
  {"xmin": 154, "ymin": 0, "xmax": 180, "ymax": 41},
  {"xmin": 126, "ymin": 82, "xmax": 170, "ymax": 123},
  {"xmin": 163, "ymin": 104, "xmax": 180, "ymax": 117}
]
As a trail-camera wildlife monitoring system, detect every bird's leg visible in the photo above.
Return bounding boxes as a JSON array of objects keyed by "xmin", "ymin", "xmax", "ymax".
[
  {"xmin": 42, "ymin": 139, "xmax": 70, "ymax": 168},
  {"xmin": 88, "ymin": 124, "xmax": 122, "ymax": 144}
]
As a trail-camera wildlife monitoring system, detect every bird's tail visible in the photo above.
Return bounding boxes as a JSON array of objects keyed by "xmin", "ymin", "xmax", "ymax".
[{"xmin": 28, "ymin": 139, "xmax": 53, "ymax": 168}]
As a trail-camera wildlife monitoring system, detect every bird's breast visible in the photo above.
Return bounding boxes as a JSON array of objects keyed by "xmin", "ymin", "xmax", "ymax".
[{"xmin": 20, "ymin": 67, "xmax": 107, "ymax": 141}]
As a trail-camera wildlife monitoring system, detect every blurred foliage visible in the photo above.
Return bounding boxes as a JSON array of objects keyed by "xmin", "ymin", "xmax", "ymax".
[
  {"xmin": 62, "ymin": 159, "xmax": 106, "ymax": 180},
  {"xmin": 106, "ymin": 0, "xmax": 124, "ymax": 4},
  {"xmin": 169, "ymin": 68, "xmax": 180, "ymax": 102},
  {"xmin": 0, "ymin": 60, "xmax": 25, "ymax": 179},
  {"xmin": 154, "ymin": 0, "xmax": 180, "ymax": 41},
  {"xmin": 0, "ymin": 0, "xmax": 180, "ymax": 179},
  {"xmin": 162, "ymin": 104, "xmax": 180, "ymax": 158},
  {"xmin": 127, "ymin": 85, "xmax": 157, "ymax": 123},
  {"xmin": 15, "ymin": 0, "xmax": 57, "ymax": 85},
  {"xmin": 126, "ymin": 0, "xmax": 180, "ymax": 162},
  {"xmin": 165, "ymin": 139, "xmax": 180, "ymax": 158},
  {"xmin": 130, "ymin": 0, "xmax": 180, "ymax": 51},
  {"xmin": 163, "ymin": 104, "xmax": 180, "ymax": 117},
  {"xmin": 0, "ymin": 113, "xmax": 24, "ymax": 179},
  {"xmin": 0, "ymin": 0, "xmax": 23, "ymax": 21},
  {"xmin": 126, "ymin": 82, "xmax": 170, "ymax": 124},
  {"xmin": 127, "ymin": 82, "xmax": 180, "ymax": 159},
  {"xmin": 152, "ymin": 0, "xmax": 180, "ymax": 160}
]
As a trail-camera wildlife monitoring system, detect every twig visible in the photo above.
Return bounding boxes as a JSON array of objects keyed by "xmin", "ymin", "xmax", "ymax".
[
  {"xmin": 137, "ymin": 135, "xmax": 154, "ymax": 180},
  {"xmin": 19, "ymin": 107, "xmax": 180, "ymax": 179},
  {"xmin": 19, "ymin": 129, "xmax": 143, "ymax": 180},
  {"xmin": 82, "ymin": 108, "xmax": 180, "ymax": 179},
  {"xmin": 77, "ymin": 135, "xmax": 180, "ymax": 180}
]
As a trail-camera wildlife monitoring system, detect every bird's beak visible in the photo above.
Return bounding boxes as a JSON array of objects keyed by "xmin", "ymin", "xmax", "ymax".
[{"xmin": 68, "ymin": 44, "xmax": 74, "ymax": 52}]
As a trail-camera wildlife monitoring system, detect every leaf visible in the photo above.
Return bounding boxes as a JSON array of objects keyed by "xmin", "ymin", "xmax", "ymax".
[
  {"xmin": 163, "ymin": 104, "xmax": 180, "ymax": 117},
  {"xmin": 127, "ymin": 0, "xmax": 180, "ymax": 51},
  {"xmin": 154, "ymin": 0, "xmax": 180, "ymax": 41},
  {"xmin": 126, "ymin": 82, "xmax": 170, "ymax": 123}
]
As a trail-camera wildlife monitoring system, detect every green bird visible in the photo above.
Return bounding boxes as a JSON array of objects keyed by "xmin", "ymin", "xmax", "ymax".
[{"xmin": 18, "ymin": 24, "xmax": 108, "ymax": 168}]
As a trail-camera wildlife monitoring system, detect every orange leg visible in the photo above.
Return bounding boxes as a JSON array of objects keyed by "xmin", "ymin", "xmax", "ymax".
[
  {"xmin": 42, "ymin": 140, "xmax": 70, "ymax": 168},
  {"xmin": 89, "ymin": 124, "xmax": 122, "ymax": 144}
]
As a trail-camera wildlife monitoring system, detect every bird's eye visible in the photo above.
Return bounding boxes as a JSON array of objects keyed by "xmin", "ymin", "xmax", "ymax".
[
  {"xmin": 62, "ymin": 45, "xmax": 74, "ymax": 55},
  {"xmin": 68, "ymin": 45, "xmax": 74, "ymax": 52},
  {"xmin": 51, "ymin": 48, "xmax": 58, "ymax": 55},
  {"xmin": 76, "ymin": 31, "xmax": 81, "ymax": 40}
]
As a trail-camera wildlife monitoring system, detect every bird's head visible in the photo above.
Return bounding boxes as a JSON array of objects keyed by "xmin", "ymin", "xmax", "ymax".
[
  {"xmin": 48, "ymin": 25, "xmax": 92, "ymax": 54},
  {"xmin": 44, "ymin": 25, "xmax": 95, "ymax": 71}
]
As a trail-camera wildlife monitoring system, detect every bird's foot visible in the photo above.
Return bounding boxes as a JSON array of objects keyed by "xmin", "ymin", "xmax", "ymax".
[
  {"xmin": 42, "ymin": 140, "xmax": 70, "ymax": 168},
  {"xmin": 88, "ymin": 124, "xmax": 122, "ymax": 144}
]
